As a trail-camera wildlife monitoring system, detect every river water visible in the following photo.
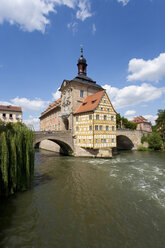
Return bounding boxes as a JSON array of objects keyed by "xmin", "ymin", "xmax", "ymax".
[{"xmin": 0, "ymin": 150, "xmax": 165, "ymax": 248}]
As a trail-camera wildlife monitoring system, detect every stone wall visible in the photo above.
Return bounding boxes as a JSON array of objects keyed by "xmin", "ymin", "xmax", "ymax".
[{"xmin": 73, "ymin": 137, "xmax": 112, "ymax": 157}]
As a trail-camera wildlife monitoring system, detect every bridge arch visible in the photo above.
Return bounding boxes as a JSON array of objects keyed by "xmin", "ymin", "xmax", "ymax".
[
  {"xmin": 34, "ymin": 138, "xmax": 73, "ymax": 155},
  {"xmin": 117, "ymin": 135, "xmax": 134, "ymax": 150},
  {"xmin": 34, "ymin": 131, "xmax": 74, "ymax": 155}
]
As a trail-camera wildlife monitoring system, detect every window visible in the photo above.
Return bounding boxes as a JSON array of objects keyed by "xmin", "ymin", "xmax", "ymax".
[
  {"xmin": 101, "ymin": 139, "xmax": 104, "ymax": 143},
  {"xmin": 96, "ymin": 139, "xmax": 98, "ymax": 143},
  {"xmin": 80, "ymin": 90, "xmax": 84, "ymax": 97},
  {"xmin": 112, "ymin": 126, "xmax": 115, "ymax": 131},
  {"xmin": 95, "ymin": 125, "xmax": 98, "ymax": 131},
  {"xmin": 92, "ymin": 100, "xmax": 96, "ymax": 104},
  {"xmin": 89, "ymin": 139, "xmax": 91, "ymax": 144},
  {"xmin": 9, "ymin": 114, "xmax": 13, "ymax": 119},
  {"xmin": 79, "ymin": 139, "xmax": 81, "ymax": 143},
  {"xmin": 96, "ymin": 114, "xmax": 99, "ymax": 120},
  {"xmin": 104, "ymin": 100, "xmax": 106, "ymax": 103},
  {"xmin": 83, "ymin": 102, "xmax": 87, "ymax": 106},
  {"xmin": 101, "ymin": 107, "xmax": 103, "ymax": 111},
  {"xmin": 107, "ymin": 108, "xmax": 109, "ymax": 112},
  {"xmin": 111, "ymin": 116, "xmax": 114, "ymax": 121},
  {"xmin": 99, "ymin": 125, "xmax": 103, "ymax": 131},
  {"xmin": 104, "ymin": 139, "xmax": 106, "ymax": 143},
  {"xmin": 112, "ymin": 138, "xmax": 114, "ymax": 143},
  {"xmin": 106, "ymin": 126, "xmax": 109, "ymax": 131},
  {"xmin": 76, "ymin": 126, "xmax": 79, "ymax": 131},
  {"xmin": 89, "ymin": 115, "xmax": 92, "ymax": 120},
  {"xmin": 83, "ymin": 139, "xmax": 85, "ymax": 144},
  {"xmin": 89, "ymin": 126, "xmax": 92, "ymax": 131},
  {"xmin": 16, "ymin": 114, "xmax": 19, "ymax": 119},
  {"xmin": 104, "ymin": 115, "xmax": 107, "ymax": 120},
  {"xmin": 76, "ymin": 116, "xmax": 79, "ymax": 122}
]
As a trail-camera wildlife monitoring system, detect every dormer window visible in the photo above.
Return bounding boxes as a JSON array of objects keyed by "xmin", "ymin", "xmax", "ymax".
[
  {"xmin": 83, "ymin": 102, "xmax": 87, "ymax": 106},
  {"xmin": 92, "ymin": 100, "xmax": 96, "ymax": 104}
]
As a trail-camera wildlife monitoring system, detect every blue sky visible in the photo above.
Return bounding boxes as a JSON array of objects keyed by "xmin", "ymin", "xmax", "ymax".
[{"xmin": 0, "ymin": 0, "xmax": 165, "ymax": 129}]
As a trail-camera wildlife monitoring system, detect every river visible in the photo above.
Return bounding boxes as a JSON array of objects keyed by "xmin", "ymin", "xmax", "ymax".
[{"xmin": 0, "ymin": 150, "xmax": 165, "ymax": 248}]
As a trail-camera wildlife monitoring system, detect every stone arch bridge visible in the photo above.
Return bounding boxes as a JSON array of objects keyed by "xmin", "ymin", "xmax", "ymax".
[
  {"xmin": 35, "ymin": 129, "xmax": 147, "ymax": 154},
  {"xmin": 116, "ymin": 129, "xmax": 147, "ymax": 150},
  {"xmin": 35, "ymin": 130, "xmax": 74, "ymax": 155}
]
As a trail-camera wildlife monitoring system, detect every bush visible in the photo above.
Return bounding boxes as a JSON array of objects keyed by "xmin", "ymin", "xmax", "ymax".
[
  {"xmin": 137, "ymin": 146, "xmax": 151, "ymax": 151},
  {"xmin": 141, "ymin": 135, "xmax": 148, "ymax": 144},
  {"xmin": 148, "ymin": 132, "xmax": 163, "ymax": 150}
]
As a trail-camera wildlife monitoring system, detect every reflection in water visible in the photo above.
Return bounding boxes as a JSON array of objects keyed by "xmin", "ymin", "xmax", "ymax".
[{"xmin": 0, "ymin": 150, "xmax": 165, "ymax": 248}]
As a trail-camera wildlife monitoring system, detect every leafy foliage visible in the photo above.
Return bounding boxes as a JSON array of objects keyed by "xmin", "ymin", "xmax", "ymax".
[
  {"xmin": 141, "ymin": 132, "xmax": 163, "ymax": 151},
  {"xmin": 155, "ymin": 109, "xmax": 165, "ymax": 145},
  {"xmin": 148, "ymin": 132, "xmax": 163, "ymax": 151},
  {"xmin": 0, "ymin": 122, "xmax": 35, "ymax": 197},
  {"xmin": 137, "ymin": 146, "xmax": 151, "ymax": 151},
  {"xmin": 116, "ymin": 113, "xmax": 137, "ymax": 130},
  {"xmin": 141, "ymin": 135, "xmax": 148, "ymax": 144}
]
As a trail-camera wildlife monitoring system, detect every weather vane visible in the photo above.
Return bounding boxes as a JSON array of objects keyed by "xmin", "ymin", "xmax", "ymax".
[{"xmin": 80, "ymin": 44, "xmax": 83, "ymax": 56}]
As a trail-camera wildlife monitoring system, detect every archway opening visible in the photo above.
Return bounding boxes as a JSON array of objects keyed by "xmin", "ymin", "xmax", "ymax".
[
  {"xmin": 117, "ymin": 135, "xmax": 134, "ymax": 150},
  {"xmin": 34, "ymin": 139, "xmax": 73, "ymax": 156},
  {"xmin": 63, "ymin": 118, "xmax": 69, "ymax": 130}
]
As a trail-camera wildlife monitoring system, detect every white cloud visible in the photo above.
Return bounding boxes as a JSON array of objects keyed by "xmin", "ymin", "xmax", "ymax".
[
  {"xmin": 0, "ymin": 0, "xmax": 92, "ymax": 33},
  {"xmin": 103, "ymin": 83, "xmax": 165, "ymax": 109},
  {"xmin": 143, "ymin": 115, "xmax": 158, "ymax": 125},
  {"xmin": 92, "ymin": 23, "xmax": 96, "ymax": 34},
  {"xmin": 0, "ymin": 100, "xmax": 11, "ymax": 106},
  {"xmin": 76, "ymin": 0, "xmax": 92, "ymax": 21},
  {"xmin": 24, "ymin": 116, "xmax": 40, "ymax": 130},
  {"xmin": 125, "ymin": 110, "xmax": 136, "ymax": 116},
  {"xmin": 127, "ymin": 53, "xmax": 165, "ymax": 82},
  {"xmin": 0, "ymin": 97, "xmax": 49, "ymax": 112},
  {"xmin": 117, "ymin": 0, "xmax": 130, "ymax": 6},
  {"xmin": 67, "ymin": 21, "xmax": 78, "ymax": 33},
  {"xmin": 52, "ymin": 88, "xmax": 61, "ymax": 100}
]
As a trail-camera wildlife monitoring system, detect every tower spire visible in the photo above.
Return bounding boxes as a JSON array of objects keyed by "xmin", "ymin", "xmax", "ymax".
[{"xmin": 77, "ymin": 47, "xmax": 87, "ymax": 76}]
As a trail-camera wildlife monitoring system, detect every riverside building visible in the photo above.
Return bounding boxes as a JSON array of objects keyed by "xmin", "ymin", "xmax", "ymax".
[
  {"xmin": 0, "ymin": 105, "xmax": 22, "ymax": 123},
  {"xmin": 132, "ymin": 116, "xmax": 152, "ymax": 133},
  {"xmin": 40, "ymin": 49, "xmax": 117, "ymax": 157}
]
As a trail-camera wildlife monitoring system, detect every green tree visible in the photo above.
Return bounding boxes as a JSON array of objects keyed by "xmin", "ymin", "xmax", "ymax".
[
  {"xmin": 116, "ymin": 113, "xmax": 122, "ymax": 128},
  {"xmin": 155, "ymin": 109, "xmax": 165, "ymax": 145},
  {"xmin": 116, "ymin": 113, "xmax": 137, "ymax": 130},
  {"xmin": 148, "ymin": 132, "xmax": 163, "ymax": 150},
  {"xmin": 0, "ymin": 122, "xmax": 35, "ymax": 198}
]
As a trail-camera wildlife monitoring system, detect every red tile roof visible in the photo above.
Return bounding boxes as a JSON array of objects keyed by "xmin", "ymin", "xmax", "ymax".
[
  {"xmin": 74, "ymin": 90, "xmax": 105, "ymax": 115},
  {"xmin": 40, "ymin": 98, "xmax": 61, "ymax": 118},
  {"xmin": 0, "ymin": 105, "xmax": 22, "ymax": 112},
  {"xmin": 132, "ymin": 116, "xmax": 150, "ymax": 124}
]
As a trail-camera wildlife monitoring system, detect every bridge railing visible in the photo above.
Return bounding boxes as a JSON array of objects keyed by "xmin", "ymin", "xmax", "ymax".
[{"xmin": 35, "ymin": 130, "xmax": 72, "ymax": 135}]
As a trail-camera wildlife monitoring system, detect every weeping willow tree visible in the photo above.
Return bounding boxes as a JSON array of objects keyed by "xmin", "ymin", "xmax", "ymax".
[{"xmin": 0, "ymin": 121, "xmax": 35, "ymax": 198}]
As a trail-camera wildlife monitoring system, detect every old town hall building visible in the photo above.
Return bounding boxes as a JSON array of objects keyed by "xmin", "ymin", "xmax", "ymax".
[{"xmin": 40, "ymin": 49, "xmax": 117, "ymax": 157}]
